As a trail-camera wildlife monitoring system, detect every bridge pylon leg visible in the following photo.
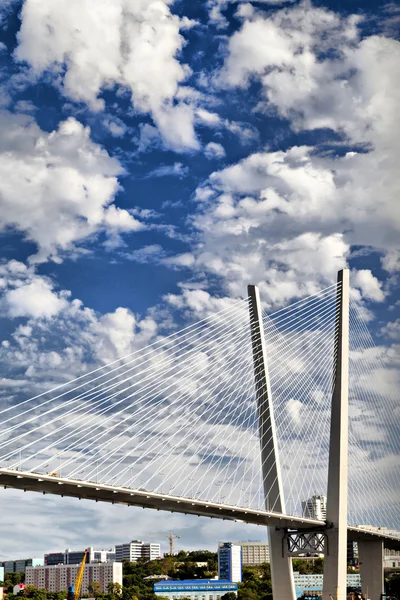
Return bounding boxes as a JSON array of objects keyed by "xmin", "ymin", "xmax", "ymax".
[
  {"xmin": 323, "ymin": 269, "xmax": 350, "ymax": 600},
  {"xmin": 248, "ymin": 285, "xmax": 296, "ymax": 600},
  {"xmin": 358, "ymin": 539, "xmax": 384, "ymax": 600}
]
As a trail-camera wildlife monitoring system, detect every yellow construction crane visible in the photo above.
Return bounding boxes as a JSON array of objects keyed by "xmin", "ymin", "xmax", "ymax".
[
  {"xmin": 73, "ymin": 549, "xmax": 88, "ymax": 600},
  {"xmin": 168, "ymin": 530, "xmax": 180, "ymax": 556}
]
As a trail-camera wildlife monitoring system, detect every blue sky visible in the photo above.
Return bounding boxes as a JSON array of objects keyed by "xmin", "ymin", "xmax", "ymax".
[{"xmin": 0, "ymin": 0, "xmax": 399, "ymax": 557}]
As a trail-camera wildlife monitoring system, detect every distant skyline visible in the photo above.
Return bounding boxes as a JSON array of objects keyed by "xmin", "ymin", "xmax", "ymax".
[{"xmin": 0, "ymin": 0, "xmax": 398, "ymax": 555}]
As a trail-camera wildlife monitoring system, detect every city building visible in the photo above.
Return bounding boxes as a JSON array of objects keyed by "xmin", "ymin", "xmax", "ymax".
[
  {"xmin": 384, "ymin": 555, "xmax": 400, "ymax": 569},
  {"xmin": 0, "ymin": 559, "xmax": 43, "ymax": 573},
  {"xmin": 0, "ymin": 567, "xmax": 4, "ymax": 582},
  {"xmin": 347, "ymin": 540, "xmax": 359, "ymax": 566},
  {"xmin": 301, "ymin": 495, "xmax": 327, "ymax": 520},
  {"xmin": 217, "ymin": 543, "xmax": 242, "ymax": 583},
  {"xmin": 218, "ymin": 541, "xmax": 269, "ymax": 567},
  {"xmin": 238, "ymin": 542, "xmax": 269, "ymax": 566},
  {"xmin": 25, "ymin": 562, "xmax": 122, "ymax": 594},
  {"xmin": 293, "ymin": 572, "xmax": 361, "ymax": 598},
  {"xmin": 154, "ymin": 579, "xmax": 238, "ymax": 599},
  {"xmin": 44, "ymin": 547, "xmax": 115, "ymax": 566},
  {"xmin": 115, "ymin": 541, "xmax": 160, "ymax": 562}
]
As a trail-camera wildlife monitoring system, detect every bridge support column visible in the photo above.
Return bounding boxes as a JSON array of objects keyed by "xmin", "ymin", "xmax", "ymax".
[
  {"xmin": 323, "ymin": 269, "xmax": 350, "ymax": 600},
  {"xmin": 358, "ymin": 539, "xmax": 384, "ymax": 600},
  {"xmin": 248, "ymin": 285, "xmax": 296, "ymax": 600}
]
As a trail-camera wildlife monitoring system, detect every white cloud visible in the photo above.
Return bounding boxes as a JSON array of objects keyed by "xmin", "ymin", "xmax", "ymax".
[
  {"xmin": 380, "ymin": 320, "xmax": 400, "ymax": 341},
  {"xmin": 208, "ymin": 0, "xmax": 296, "ymax": 28},
  {"xmin": 204, "ymin": 142, "xmax": 226, "ymax": 160},
  {"xmin": 4, "ymin": 279, "xmax": 69, "ymax": 319},
  {"xmin": 0, "ymin": 111, "xmax": 143, "ymax": 263},
  {"xmin": 352, "ymin": 269, "xmax": 385, "ymax": 303},
  {"xmin": 145, "ymin": 162, "xmax": 188, "ymax": 178},
  {"xmin": 14, "ymin": 0, "xmax": 199, "ymax": 151}
]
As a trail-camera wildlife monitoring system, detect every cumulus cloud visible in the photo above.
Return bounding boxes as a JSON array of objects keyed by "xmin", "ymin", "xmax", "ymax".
[
  {"xmin": 14, "ymin": 0, "xmax": 199, "ymax": 151},
  {"xmin": 204, "ymin": 142, "xmax": 226, "ymax": 160},
  {"xmin": 352, "ymin": 269, "xmax": 385, "ymax": 303},
  {"xmin": 0, "ymin": 111, "xmax": 143, "ymax": 263},
  {"xmin": 166, "ymin": 5, "xmax": 399, "ymax": 305},
  {"xmin": 4, "ymin": 279, "xmax": 69, "ymax": 319}
]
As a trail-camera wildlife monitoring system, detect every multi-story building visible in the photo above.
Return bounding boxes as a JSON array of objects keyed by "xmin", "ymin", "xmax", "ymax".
[
  {"xmin": 301, "ymin": 495, "xmax": 327, "ymax": 520},
  {"xmin": 115, "ymin": 541, "xmax": 160, "ymax": 563},
  {"xmin": 238, "ymin": 542, "xmax": 270, "ymax": 566},
  {"xmin": 217, "ymin": 543, "xmax": 242, "ymax": 583},
  {"xmin": 154, "ymin": 579, "xmax": 238, "ymax": 599},
  {"xmin": 293, "ymin": 572, "xmax": 361, "ymax": 598},
  {"xmin": 0, "ymin": 559, "xmax": 43, "ymax": 573},
  {"xmin": 25, "ymin": 562, "xmax": 122, "ymax": 594},
  {"xmin": 0, "ymin": 566, "xmax": 4, "ymax": 582},
  {"xmin": 44, "ymin": 547, "xmax": 115, "ymax": 566},
  {"xmin": 384, "ymin": 551, "xmax": 400, "ymax": 569},
  {"xmin": 347, "ymin": 540, "xmax": 359, "ymax": 566},
  {"xmin": 218, "ymin": 541, "xmax": 269, "ymax": 567}
]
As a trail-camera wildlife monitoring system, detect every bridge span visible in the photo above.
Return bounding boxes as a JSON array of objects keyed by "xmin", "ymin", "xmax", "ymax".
[{"xmin": 1, "ymin": 468, "xmax": 399, "ymax": 551}]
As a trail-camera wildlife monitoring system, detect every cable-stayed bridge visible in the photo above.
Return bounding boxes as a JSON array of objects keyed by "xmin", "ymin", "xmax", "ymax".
[{"xmin": 0, "ymin": 270, "xmax": 399, "ymax": 599}]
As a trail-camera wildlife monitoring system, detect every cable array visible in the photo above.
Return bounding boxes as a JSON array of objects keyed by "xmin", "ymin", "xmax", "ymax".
[
  {"xmin": 347, "ymin": 300, "xmax": 400, "ymax": 532},
  {"xmin": 0, "ymin": 283, "xmax": 397, "ymax": 532},
  {"xmin": 261, "ymin": 283, "xmax": 339, "ymax": 516},
  {"xmin": 0, "ymin": 298, "xmax": 265, "ymax": 509}
]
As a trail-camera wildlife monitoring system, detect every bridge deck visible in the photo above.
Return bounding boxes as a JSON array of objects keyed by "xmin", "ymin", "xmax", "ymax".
[{"xmin": 0, "ymin": 468, "xmax": 398, "ymax": 549}]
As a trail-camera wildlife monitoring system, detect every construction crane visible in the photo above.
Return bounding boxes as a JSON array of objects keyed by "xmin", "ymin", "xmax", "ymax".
[
  {"xmin": 67, "ymin": 549, "xmax": 88, "ymax": 600},
  {"xmin": 168, "ymin": 531, "xmax": 180, "ymax": 556}
]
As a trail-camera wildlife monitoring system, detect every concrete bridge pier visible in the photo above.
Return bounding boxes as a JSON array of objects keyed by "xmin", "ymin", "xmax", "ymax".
[{"xmin": 358, "ymin": 539, "xmax": 384, "ymax": 600}]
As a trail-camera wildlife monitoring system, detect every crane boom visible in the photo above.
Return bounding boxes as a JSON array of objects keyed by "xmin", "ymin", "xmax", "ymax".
[{"xmin": 74, "ymin": 549, "xmax": 88, "ymax": 600}]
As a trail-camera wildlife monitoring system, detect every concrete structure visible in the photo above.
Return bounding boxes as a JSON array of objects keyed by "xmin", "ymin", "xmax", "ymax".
[
  {"xmin": 115, "ymin": 540, "xmax": 160, "ymax": 562},
  {"xmin": 0, "ymin": 567, "xmax": 3, "ymax": 582},
  {"xmin": 217, "ymin": 543, "xmax": 242, "ymax": 583},
  {"xmin": 323, "ymin": 269, "xmax": 350, "ymax": 600},
  {"xmin": 248, "ymin": 284, "xmax": 296, "ymax": 600},
  {"xmin": 302, "ymin": 496, "xmax": 327, "ymax": 521},
  {"xmin": 1, "ymin": 559, "xmax": 43, "ymax": 573},
  {"xmin": 25, "ymin": 562, "xmax": 122, "ymax": 594},
  {"xmin": 45, "ymin": 547, "xmax": 115, "ymax": 566},
  {"xmin": 154, "ymin": 579, "xmax": 238, "ymax": 599},
  {"xmin": 358, "ymin": 539, "xmax": 384, "ymax": 600}
]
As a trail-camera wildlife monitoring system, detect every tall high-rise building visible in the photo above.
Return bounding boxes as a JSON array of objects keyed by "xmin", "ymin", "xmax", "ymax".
[
  {"xmin": 218, "ymin": 543, "xmax": 242, "ymax": 583},
  {"xmin": 301, "ymin": 495, "xmax": 327, "ymax": 520},
  {"xmin": 115, "ymin": 541, "xmax": 161, "ymax": 563}
]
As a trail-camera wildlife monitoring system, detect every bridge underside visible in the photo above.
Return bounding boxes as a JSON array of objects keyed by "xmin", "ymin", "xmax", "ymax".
[
  {"xmin": 0, "ymin": 468, "xmax": 398, "ymax": 551},
  {"xmin": 0, "ymin": 468, "xmax": 321, "ymax": 529}
]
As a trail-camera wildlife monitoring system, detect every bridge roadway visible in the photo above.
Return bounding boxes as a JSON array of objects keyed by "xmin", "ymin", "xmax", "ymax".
[{"xmin": 0, "ymin": 468, "xmax": 399, "ymax": 550}]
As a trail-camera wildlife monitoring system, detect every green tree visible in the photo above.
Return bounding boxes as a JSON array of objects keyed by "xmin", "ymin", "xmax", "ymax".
[
  {"xmin": 87, "ymin": 582, "xmax": 102, "ymax": 598},
  {"xmin": 221, "ymin": 593, "xmax": 237, "ymax": 600},
  {"xmin": 106, "ymin": 583, "xmax": 122, "ymax": 600}
]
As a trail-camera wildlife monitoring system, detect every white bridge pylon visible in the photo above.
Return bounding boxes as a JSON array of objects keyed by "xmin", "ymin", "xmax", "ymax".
[{"xmin": 0, "ymin": 270, "xmax": 399, "ymax": 599}]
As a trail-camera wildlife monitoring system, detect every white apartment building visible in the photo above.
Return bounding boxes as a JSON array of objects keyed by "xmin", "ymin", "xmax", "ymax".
[
  {"xmin": 115, "ymin": 541, "xmax": 161, "ymax": 562},
  {"xmin": 301, "ymin": 495, "xmax": 327, "ymax": 520},
  {"xmin": 26, "ymin": 562, "xmax": 122, "ymax": 594},
  {"xmin": 238, "ymin": 542, "xmax": 270, "ymax": 566}
]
